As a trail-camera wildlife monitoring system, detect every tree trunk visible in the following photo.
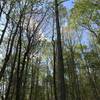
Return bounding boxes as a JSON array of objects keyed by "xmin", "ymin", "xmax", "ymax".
[{"xmin": 54, "ymin": 0, "xmax": 66, "ymax": 100}]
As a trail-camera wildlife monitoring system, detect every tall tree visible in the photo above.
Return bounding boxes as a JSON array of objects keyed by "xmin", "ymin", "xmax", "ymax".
[{"xmin": 54, "ymin": 0, "xmax": 66, "ymax": 100}]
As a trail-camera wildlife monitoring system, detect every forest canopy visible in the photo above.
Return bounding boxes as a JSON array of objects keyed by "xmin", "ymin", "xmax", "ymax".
[{"xmin": 0, "ymin": 0, "xmax": 100, "ymax": 100}]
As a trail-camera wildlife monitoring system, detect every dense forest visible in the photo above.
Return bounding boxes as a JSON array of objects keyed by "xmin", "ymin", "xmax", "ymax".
[{"xmin": 0, "ymin": 0, "xmax": 100, "ymax": 100}]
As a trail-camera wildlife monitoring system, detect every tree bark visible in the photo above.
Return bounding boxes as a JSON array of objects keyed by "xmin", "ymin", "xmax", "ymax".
[{"xmin": 54, "ymin": 0, "xmax": 66, "ymax": 100}]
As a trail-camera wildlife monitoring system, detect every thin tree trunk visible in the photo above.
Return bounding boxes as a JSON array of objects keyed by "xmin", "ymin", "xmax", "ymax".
[
  {"xmin": 0, "ymin": 12, "xmax": 23, "ymax": 80},
  {"xmin": 0, "ymin": 0, "xmax": 7, "ymax": 18},
  {"xmin": 0, "ymin": 1, "xmax": 14, "ymax": 45},
  {"xmin": 22, "ymin": 56, "xmax": 30, "ymax": 100},
  {"xmin": 29, "ymin": 64, "xmax": 36, "ymax": 100},
  {"xmin": 52, "ymin": 18, "xmax": 57, "ymax": 100},
  {"xmin": 5, "ymin": 39, "xmax": 19, "ymax": 100}
]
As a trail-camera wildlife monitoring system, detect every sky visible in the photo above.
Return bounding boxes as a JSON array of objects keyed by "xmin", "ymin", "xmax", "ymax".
[{"xmin": 63, "ymin": 0, "xmax": 74, "ymax": 9}]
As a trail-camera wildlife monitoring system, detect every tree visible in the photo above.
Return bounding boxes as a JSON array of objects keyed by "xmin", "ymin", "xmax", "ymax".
[{"xmin": 54, "ymin": 0, "xmax": 66, "ymax": 100}]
